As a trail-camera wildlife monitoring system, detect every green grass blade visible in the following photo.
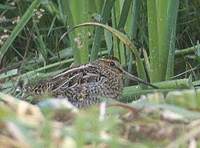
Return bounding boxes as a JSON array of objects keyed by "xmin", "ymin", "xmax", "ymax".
[
  {"xmin": 70, "ymin": 0, "xmax": 92, "ymax": 64},
  {"xmin": 117, "ymin": 0, "xmax": 133, "ymax": 65},
  {"xmin": 147, "ymin": 0, "xmax": 160, "ymax": 82},
  {"xmin": 111, "ymin": 4, "xmax": 120, "ymax": 59},
  {"xmin": 156, "ymin": 0, "xmax": 170, "ymax": 81},
  {"xmin": 59, "ymin": 0, "xmax": 81, "ymax": 64},
  {"xmin": 165, "ymin": 0, "xmax": 179, "ymax": 79},
  {"xmin": 117, "ymin": 0, "xmax": 132, "ymax": 30},
  {"xmin": 147, "ymin": 0, "xmax": 179, "ymax": 82},
  {"xmin": 122, "ymin": 78, "xmax": 193, "ymax": 99},
  {"xmin": 104, "ymin": 29, "xmax": 113, "ymax": 54},
  {"xmin": 90, "ymin": 0, "xmax": 115, "ymax": 61}
]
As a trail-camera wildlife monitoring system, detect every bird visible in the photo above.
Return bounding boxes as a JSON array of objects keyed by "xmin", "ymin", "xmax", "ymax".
[{"xmin": 23, "ymin": 57, "xmax": 158, "ymax": 108}]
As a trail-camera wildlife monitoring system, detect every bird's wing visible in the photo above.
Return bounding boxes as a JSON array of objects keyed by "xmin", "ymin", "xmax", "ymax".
[
  {"xmin": 23, "ymin": 63, "xmax": 102, "ymax": 96},
  {"xmin": 52, "ymin": 71, "xmax": 101, "ymax": 92},
  {"xmin": 52, "ymin": 63, "xmax": 94, "ymax": 79}
]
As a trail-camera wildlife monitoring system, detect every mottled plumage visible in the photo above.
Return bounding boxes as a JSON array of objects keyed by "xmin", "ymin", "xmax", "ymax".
[{"xmin": 23, "ymin": 58, "xmax": 157, "ymax": 108}]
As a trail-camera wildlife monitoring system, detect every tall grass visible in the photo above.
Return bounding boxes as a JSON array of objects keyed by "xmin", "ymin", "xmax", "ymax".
[
  {"xmin": 0, "ymin": 0, "xmax": 199, "ymax": 83},
  {"xmin": 0, "ymin": 0, "xmax": 41, "ymax": 62},
  {"xmin": 0, "ymin": 0, "xmax": 199, "ymax": 91},
  {"xmin": 147, "ymin": 0, "xmax": 180, "ymax": 82},
  {"xmin": 0, "ymin": 0, "xmax": 200, "ymax": 147},
  {"xmin": 90, "ymin": 0, "xmax": 115, "ymax": 61}
]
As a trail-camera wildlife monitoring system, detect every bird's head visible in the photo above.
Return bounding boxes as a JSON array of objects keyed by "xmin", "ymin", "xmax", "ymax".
[
  {"xmin": 94, "ymin": 57, "xmax": 158, "ymax": 89},
  {"xmin": 94, "ymin": 57, "xmax": 123, "ymax": 75}
]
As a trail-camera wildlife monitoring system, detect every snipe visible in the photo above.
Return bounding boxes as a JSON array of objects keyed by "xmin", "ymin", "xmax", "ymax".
[{"xmin": 23, "ymin": 57, "xmax": 157, "ymax": 108}]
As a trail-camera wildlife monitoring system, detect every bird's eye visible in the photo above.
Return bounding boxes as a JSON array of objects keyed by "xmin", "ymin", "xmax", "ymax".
[{"xmin": 109, "ymin": 61, "xmax": 115, "ymax": 67}]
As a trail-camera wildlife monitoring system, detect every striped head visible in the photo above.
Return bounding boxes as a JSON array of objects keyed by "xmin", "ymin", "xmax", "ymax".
[
  {"xmin": 93, "ymin": 57, "xmax": 124, "ymax": 78},
  {"xmin": 93, "ymin": 57, "xmax": 158, "ymax": 89}
]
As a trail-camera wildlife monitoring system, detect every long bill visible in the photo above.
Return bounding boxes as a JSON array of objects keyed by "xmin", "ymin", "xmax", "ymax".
[{"xmin": 122, "ymin": 70, "xmax": 158, "ymax": 89}]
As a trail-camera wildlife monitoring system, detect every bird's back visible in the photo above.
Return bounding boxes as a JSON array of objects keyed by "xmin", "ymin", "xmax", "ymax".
[{"xmin": 22, "ymin": 58, "xmax": 125, "ymax": 107}]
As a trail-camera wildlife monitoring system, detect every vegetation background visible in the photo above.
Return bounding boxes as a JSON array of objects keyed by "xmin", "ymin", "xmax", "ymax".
[{"xmin": 0, "ymin": 0, "xmax": 200, "ymax": 147}]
